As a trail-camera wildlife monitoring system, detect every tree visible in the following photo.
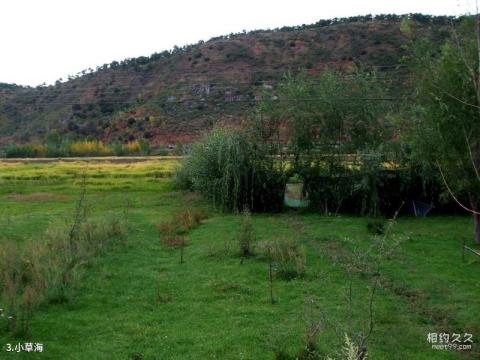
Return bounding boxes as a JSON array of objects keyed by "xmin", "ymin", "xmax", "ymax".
[
  {"xmin": 258, "ymin": 70, "xmax": 396, "ymax": 215},
  {"xmin": 138, "ymin": 138, "xmax": 150, "ymax": 155},
  {"xmin": 174, "ymin": 141, "xmax": 183, "ymax": 156},
  {"xmin": 176, "ymin": 127, "xmax": 285, "ymax": 212},
  {"xmin": 412, "ymin": 16, "xmax": 480, "ymax": 243},
  {"xmin": 45, "ymin": 129, "xmax": 62, "ymax": 147}
]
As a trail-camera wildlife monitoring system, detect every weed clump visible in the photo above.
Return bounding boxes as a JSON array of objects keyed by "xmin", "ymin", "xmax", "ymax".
[
  {"xmin": 366, "ymin": 218, "xmax": 385, "ymax": 235},
  {"xmin": 237, "ymin": 208, "xmax": 255, "ymax": 258},
  {"xmin": 161, "ymin": 235, "xmax": 187, "ymax": 248},
  {"xmin": 0, "ymin": 218, "xmax": 124, "ymax": 336},
  {"xmin": 157, "ymin": 209, "xmax": 208, "ymax": 236},
  {"xmin": 157, "ymin": 209, "xmax": 207, "ymax": 264},
  {"xmin": 269, "ymin": 238, "xmax": 306, "ymax": 281}
]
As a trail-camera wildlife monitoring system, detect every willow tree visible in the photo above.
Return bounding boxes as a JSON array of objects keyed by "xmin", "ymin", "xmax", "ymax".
[
  {"xmin": 258, "ymin": 69, "xmax": 395, "ymax": 215},
  {"xmin": 412, "ymin": 17, "xmax": 480, "ymax": 243},
  {"xmin": 176, "ymin": 127, "xmax": 285, "ymax": 212}
]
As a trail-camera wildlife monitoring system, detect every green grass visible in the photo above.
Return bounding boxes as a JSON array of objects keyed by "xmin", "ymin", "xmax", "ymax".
[{"xmin": 0, "ymin": 160, "xmax": 479, "ymax": 359}]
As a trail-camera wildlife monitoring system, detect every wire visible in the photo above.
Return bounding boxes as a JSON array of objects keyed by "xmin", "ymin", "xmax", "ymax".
[
  {"xmin": 2, "ymin": 63, "xmax": 411, "ymax": 91},
  {"xmin": 0, "ymin": 73, "xmax": 414, "ymax": 102},
  {"xmin": 0, "ymin": 95, "xmax": 412, "ymax": 109}
]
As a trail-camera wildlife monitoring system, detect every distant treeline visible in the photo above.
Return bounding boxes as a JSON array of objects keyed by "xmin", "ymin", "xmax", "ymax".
[
  {"xmin": 0, "ymin": 139, "xmax": 183, "ymax": 158},
  {"xmin": 10, "ymin": 13, "xmax": 463, "ymax": 89},
  {"xmin": 87, "ymin": 14, "xmax": 463, "ymax": 74}
]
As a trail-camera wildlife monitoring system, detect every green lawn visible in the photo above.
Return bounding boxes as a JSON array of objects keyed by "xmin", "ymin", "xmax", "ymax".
[{"xmin": 0, "ymin": 160, "xmax": 479, "ymax": 359}]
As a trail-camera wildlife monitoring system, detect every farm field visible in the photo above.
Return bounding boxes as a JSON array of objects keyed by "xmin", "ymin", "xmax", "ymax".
[{"xmin": 0, "ymin": 159, "xmax": 479, "ymax": 359}]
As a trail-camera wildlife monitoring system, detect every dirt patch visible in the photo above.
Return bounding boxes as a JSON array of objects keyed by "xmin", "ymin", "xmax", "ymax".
[{"xmin": 5, "ymin": 192, "xmax": 71, "ymax": 202}]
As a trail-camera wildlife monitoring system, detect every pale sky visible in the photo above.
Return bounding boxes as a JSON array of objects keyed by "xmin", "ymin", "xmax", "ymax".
[{"xmin": 0, "ymin": 0, "xmax": 474, "ymax": 86}]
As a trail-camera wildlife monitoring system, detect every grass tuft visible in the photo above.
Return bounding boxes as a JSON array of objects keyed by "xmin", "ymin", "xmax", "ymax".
[
  {"xmin": 157, "ymin": 209, "xmax": 208, "ymax": 236},
  {"xmin": 161, "ymin": 235, "xmax": 187, "ymax": 248},
  {"xmin": 269, "ymin": 238, "xmax": 306, "ymax": 281}
]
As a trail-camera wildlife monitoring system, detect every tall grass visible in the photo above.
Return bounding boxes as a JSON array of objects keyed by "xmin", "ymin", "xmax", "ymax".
[{"xmin": 0, "ymin": 219, "xmax": 124, "ymax": 335}]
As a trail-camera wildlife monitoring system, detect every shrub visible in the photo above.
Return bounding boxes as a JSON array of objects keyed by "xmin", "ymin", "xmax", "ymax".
[
  {"xmin": 270, "ymin": 238, "xmax": 306, "ymax": 280},
  {"xmin": 173, "ymin": 141, "xmax": 183, "ymax": 155},
  {"xmin": 157, "ymin": 209, "xmax": 207, "ymax": 236},
  {"xmin": 123, "ymin": 140, "xmax": 142, "ymax": 154},
  {"xmin": 4, "ymin": 142, "xmax": 48, "ymax": 158},
  {"xmin": 173, "ymin": 165, "xmax": 193, "ymax": 190},
  {"xmin": 175, "ymin": 127, "xmax": 285, "ymax": 212},
  {"xmin": 341, "ymin": 334, "xmax": 365, "ymax": 360},
  {"xmin": 366, "ymin": 218, "xmax": 385, "ymax": 235},
  {"xmin": 224, "ymin": 43, "xmax": 254, "ymax": 62},
  {"xmin": 122, "ymin": 139, "xmax": 150, "ymax": 155},
  {"xmin": 161, "ymin": 235, "xmax": 187, "ymax": 248},
  {"xmin": 68, "ymin": 140, "xmax": 113, "ymax": 157},
  {"xmin": 237, "ymin": 208, "xmax": 254, "ymax": 257}
]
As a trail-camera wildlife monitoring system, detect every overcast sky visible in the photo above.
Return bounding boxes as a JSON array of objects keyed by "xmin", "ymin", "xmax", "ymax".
[{"xmin": 0, "ymin": 0, "xmax": 475, "ymax": 86}]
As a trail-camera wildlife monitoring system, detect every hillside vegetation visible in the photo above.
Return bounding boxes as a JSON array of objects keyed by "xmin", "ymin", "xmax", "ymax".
[{"xmin": 0, "ymin": 14, "xmax": 453, "ymax": 146}]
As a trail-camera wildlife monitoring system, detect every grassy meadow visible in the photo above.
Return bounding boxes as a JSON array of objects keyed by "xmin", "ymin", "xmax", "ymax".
[{"xmin": 0, "ymin": 159, "xmax": 479, "ymax": 359}]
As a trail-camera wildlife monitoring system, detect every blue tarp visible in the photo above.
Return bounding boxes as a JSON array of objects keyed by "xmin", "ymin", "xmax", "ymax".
[{"xmin": 410, "ymin": 200, "xmax": 433, "ymax": 217}]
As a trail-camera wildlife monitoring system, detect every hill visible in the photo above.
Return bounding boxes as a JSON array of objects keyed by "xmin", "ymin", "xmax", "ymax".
[{"xmin": 0, "ymin": 14, "xmax": 454, "ymax": 147}]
